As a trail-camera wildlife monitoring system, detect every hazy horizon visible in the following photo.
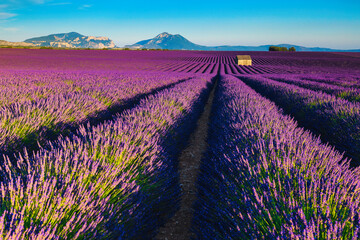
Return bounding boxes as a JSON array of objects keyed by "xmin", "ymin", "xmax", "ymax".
[{"xmin": 0, "ymin": 0, "xmax": 359, "ymax": 49}]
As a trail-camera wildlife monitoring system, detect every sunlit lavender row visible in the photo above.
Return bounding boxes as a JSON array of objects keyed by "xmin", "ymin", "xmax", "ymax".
[
  {"xmin": 0, "ymin": 70, "xmax": 192, "ymax": 154},
  {"xmin": 240, "ymin": 75, "xmax": 360, "ymax": 165},
  {"xmin": 266, "ymin": 74, "xmax": 360, "ymax": 103},
  {"xmin": 274, "ymin": 73, "xmax": 360, "ymax": 89},
  {"xmin": 0, "ymin": 76, "xmax": 213, "ymax": 239},
  {"xmin": 193, "ymin": 75, "xmax": 360, "ymax": 239}
]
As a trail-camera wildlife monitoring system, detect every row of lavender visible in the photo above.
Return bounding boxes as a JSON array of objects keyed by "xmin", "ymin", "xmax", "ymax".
[
  {"xmin": 158, "ymin": 58, "xmax": 360, "ymax": 75},
  {"xmin": 159, "ymin": 62, "xmax": 287, "ymax": 74},
  {"xmin": 240, "ymin": 75, "xmax": 360, "ymax": 165},
  {"xmin": 270, "ymin": 73, "xmax": 360, "ymax": 89},
  {"xmin": 163, "ymin": 52, "xmax": 360, "ymax": 75},
  {"xmin": 193, "ymin": 75, "xmax": 360, "ymax": 239},
  {"xmin": 0, "ymin": 76, "xmax": 214, "ymax": 239},
  {"xmin": 266, "ymin": 74, "xmax": 360, "ymax": 103},
  {"xmin": 0, "ymin": 70, "xmax": 191, "ymax": 155}
]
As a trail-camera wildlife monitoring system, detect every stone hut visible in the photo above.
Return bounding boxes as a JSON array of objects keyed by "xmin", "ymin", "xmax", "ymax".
[{"xmin": 237, "ymin": 55, "xmax": 252, "ymax": 66}]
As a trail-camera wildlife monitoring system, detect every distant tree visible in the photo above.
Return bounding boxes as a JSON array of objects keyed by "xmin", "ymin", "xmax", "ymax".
[
  {"xmin": 269, "ymin": 46, "xmax": 278, "ymax": 51},
  {"xmin": 289, "ymin": 47, "xmax": 296, "ymax": 52},
  {"xmin": 269, "ymin": 46, "xmax": 291, "ymax": 51}
]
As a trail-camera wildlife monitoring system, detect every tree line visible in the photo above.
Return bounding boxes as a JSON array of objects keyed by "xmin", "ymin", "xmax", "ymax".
[{"xmin": 269, "ymin": 46, "xmax": 296, "ymax": 51}]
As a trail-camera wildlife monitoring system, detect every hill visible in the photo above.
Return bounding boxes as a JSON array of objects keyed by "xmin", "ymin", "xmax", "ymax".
[
  {"xmin": 24, "ymin": 32, "xmax": 116, "ymax": 49},
  {"xmin": 125, "ymin": 32, "xmax": 207, "ymax": 50}
]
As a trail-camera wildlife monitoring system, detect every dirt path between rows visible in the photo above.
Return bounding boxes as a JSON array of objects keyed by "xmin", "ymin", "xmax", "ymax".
[{"xmin": 155, "ymin": 79, "xmax": 217, "ymax": 240}]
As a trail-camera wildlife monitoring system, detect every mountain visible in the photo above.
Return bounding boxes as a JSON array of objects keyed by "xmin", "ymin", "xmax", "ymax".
[
  {"xmin": 125, "ymin": 32, "xmax": 360, "ymax": 52},
  {"xmin": 0, "ymin": 40, "xmax": 34, "ymax": 47},
  {"xmin": 24, "ymin": 32, "xmax": 116, "ymax": 49},
  {"xmin": 125, "ymin": 32, "xmax": 207, "ymax": 50}
]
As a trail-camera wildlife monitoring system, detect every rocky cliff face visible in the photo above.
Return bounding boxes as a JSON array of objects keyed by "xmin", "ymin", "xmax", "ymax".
[
  {"xmin": 24, "ymin": 32, "xmax": 116, "ymax": 49},
  {"xmin": 0, "ymin": 40, "xmax": 34, "ymax": 47}
]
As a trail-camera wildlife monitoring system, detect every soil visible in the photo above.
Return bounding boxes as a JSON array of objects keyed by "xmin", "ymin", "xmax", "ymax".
[{"xmin": 155, "ymin": 80, "xmax": 217, "ymax": 240}]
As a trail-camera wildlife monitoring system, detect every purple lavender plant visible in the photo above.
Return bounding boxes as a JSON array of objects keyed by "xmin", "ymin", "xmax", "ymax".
[
  {"xmin": 267, "ymin": 74, "xmax": 360, "ymax": 102},
  {"xmin": 0, "ymin": 76, "xmax": 213, "ymax": 239},
  {"xmin": 193, "ymin": 75, "xmax": 360, "ymax": 239},
  {"xmin": 240, "ymin": 75, "xmax": 360, "ymax": 165},
  {"xmin": 0, "ymin": 70, "xmax": 192, "ymax": 154}
]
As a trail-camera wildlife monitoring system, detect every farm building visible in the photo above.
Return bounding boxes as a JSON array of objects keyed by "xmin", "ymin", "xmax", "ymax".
[{"xmin": 237, "ymin": 55, "xmax": 252, "ymax": 66}]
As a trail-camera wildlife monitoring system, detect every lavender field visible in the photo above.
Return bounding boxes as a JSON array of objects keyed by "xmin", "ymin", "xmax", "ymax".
[{"xmin": 0, "ymin": 48, "xmax": 360, "ymax": 239}]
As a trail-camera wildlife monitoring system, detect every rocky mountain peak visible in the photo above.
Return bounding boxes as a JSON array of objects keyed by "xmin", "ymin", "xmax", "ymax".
[
  {"xmin": 126, "ymin": 32, "xmax": 205, "ymax": 50},
  {"xmin": 155, "ymin": 32, "xmax": 171, "ymax": 38},
  {"xmin": 24, "ymin": 32, "xmax": 116, "ymax": 49}
]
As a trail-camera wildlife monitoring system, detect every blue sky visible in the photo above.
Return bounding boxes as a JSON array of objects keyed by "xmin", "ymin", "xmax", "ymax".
[{"xmin": 0, "ymin": 0, "xmax": 359, "ymax": 49}]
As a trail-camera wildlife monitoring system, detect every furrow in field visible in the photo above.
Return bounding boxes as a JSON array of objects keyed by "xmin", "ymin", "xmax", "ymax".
[
  {"xmin": 185, "ymin": 63, "xmax": 202, "ymax": 73},
  {"xmin": 198, "ymin": 63, "xmax": 212, "ymax": 74},
  {"xmin": 190, "ymin": 63, "xmax": 206, "ymax": 73},
  {"xmin": 173, "ymin": 62, "xmax": 195, "ymax": 73},
  {"xmin": 167, "ymin": 62, "xmax": 191, "ymax": 72},
  {"xmin": 203, "ymin": 63, "xmax": 215, "ymax": 74},
  {"xmin": 156, "ymin": 75, "xmax": 217, "ymax": 240}
]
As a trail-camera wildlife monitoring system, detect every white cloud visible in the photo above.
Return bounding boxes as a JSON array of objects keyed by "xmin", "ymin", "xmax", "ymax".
[
  {"xmin": 79, "ymin": 4, "xmax": 92, "ymax": 10},
  {"xmin": 0, "ymin": 12, "xmax": 17, "ymax": 19}
]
